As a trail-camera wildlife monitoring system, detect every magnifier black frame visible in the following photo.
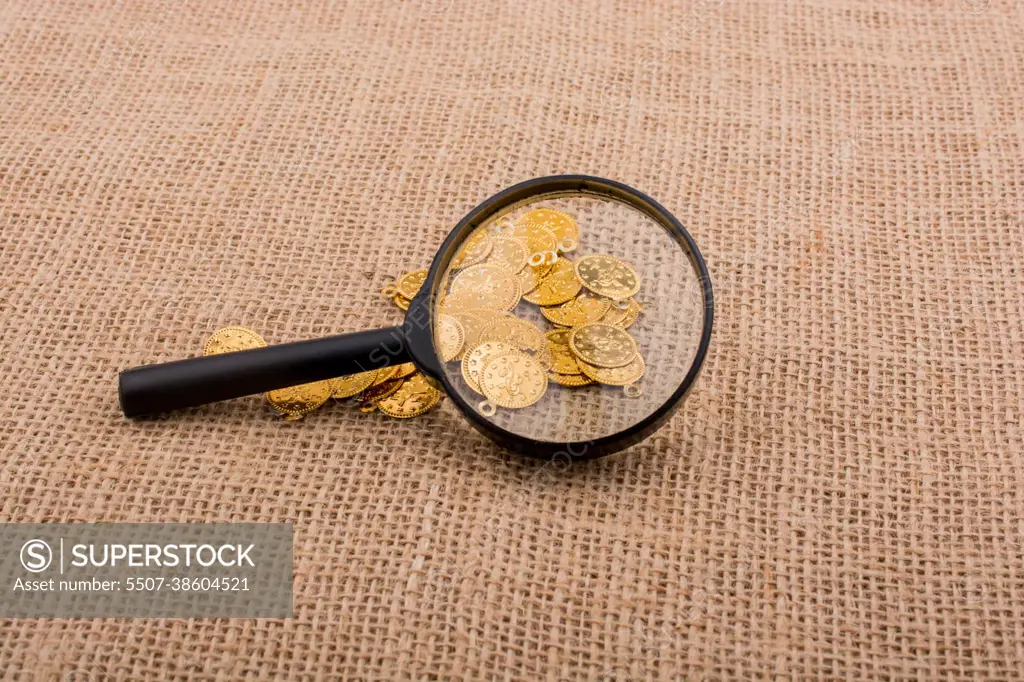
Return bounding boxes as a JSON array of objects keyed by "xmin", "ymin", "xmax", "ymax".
[
  {"xmin": 118, "ymin": 175, "xmax": 712, "ymax": 461},
  {"xmin": 403, "ymin": 175, "xmax": 713, "ymax": 460}
]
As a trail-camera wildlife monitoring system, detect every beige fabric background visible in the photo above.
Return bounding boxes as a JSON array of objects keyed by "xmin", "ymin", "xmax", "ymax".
[{"xmin": 1, "ymin": 0, "xmax": 1023, "ymax": 679}]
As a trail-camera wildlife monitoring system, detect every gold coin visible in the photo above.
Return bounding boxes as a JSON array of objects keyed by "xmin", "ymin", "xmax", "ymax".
[
  {"xmin": 450, "ymin": 263, "xmax": 506, "ymax": 293},
  {"xmin": 266, "ymin": 380, "xmax": 331, "ymax": 417},
  {"xmin": 548, "ymin": 372, "xmax": 594, "ymax": 387},
  {"xmin": 377, "ymin": 373, "xmax": 442, "ymax": 418},
  {"xmin": 359, "ymin": 377, "xmax": 404, "ymax": 407},
  {"xmin": 517, "ymin": 208, "xmax": 579, "ymax": 250},
  {"xmin": 600, "ymin": 298, "xmax": 641, "ymax": 327},
  {"xmin": 518, "ymin": 266, "xmax": 540, "ymax": 295},
  {"xmin": 485, "ymin": 236, "xmax": 529, "ymax": 272},
  {"xmin": 530, "ymin": 345, "xmax": 554, "ymax": 370},
  {"xmin": 574, "ymin": 254, "xmax": 641, "ymax": 301},
  {"xmin": 437, "ymin": 314, "xmax": 465, "ymax": 362},
  {"xmin": 478, "ymin": 315, "xmax": 552, "ymax": 369},
  {"xmin": 540, "ymin": 291, "xmax": 611, "ymax": 327},
  {"xmin": 203, "ymin": 327, "xmax": 267, "ymax": 356},
  {"xmin": 545, "ymin": 329, "xmax": 580, "ymax": 374},
  {"xmin": 517, "ymin": 258, "xmax": 554, "ymax": 295},
  {"xmin": 613, "ymin": 300, "xmax": 642, "ymax": 329},
  {"xmin": 478, "ymin": 315, "xmax": 545, "ymax": 352},
  {"xmin": 568, "ymin": 323, "xmax": 638, "ymax": 368},
  {"xmin": 451, "ymin": 308, "xmax": 500, "ymax": 359},
  {"xmin": 478, "ymin": 350, "xmax": 548, "ymax": 409},
  {"xmin": 393, "ymin": 362, "xmax": 418, "ymax": 379},
  {"xmin": 443, "ymin": 273, "xmax": 521, "ymax": 312},
  {"xmin": 599, "ymin": 300, "xmax": 629, "ymax": 326},
  {"xmin": 328, "ymin": 369, "xmax": 379, "ymax": 399},
  {"xmin": 461, "ymin": 340, "xmax": 515, "ymax": 395},
  {"xmin": 549, "ymin": 342, "xmax": 582, "ymax": 375},
  {"xmin": 577, "ymin": 354, "xmax": 645, "ymax": 386},
  {"xmin": 506, "ymin": 220, "xmax": 558, "ymax": 258},
  {"xmin": 393, "ymin": 294, "xmax": 411, "ymax": 311},
  {"xmin": 372, "ymin": 365, "xmax": 400, "ymax": 385},
  {"xmin": 451, "ymin": 229, "xmax": 493, "ymax": 269},
  {"xmin": 522, "ymin": 256, "xmax": 581, "ymax": 306},
  {"xmin": 396, "ymin": 269, "xmax": 427, "ymax": 299},
  {"xmin": 546, "ymin": 328, "xmax": 571, "ymax": 346}
]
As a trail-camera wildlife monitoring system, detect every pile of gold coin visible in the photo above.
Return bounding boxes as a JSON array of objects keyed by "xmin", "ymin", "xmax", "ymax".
[
  {"xmin": 201, "ymin": 327, "xmax": 443, "ymax": 420},
  {"xmin": 202, "ymin": 208, "xmax": 643, "ymax": 422},
  {"xmin": 380, "ymin": 207, "xmax": 645, "ymax": 416}
]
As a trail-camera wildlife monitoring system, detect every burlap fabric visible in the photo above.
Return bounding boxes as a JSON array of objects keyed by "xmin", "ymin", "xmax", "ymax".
[{"xmin": 2, "ymin": 0, "xmax": 1022, "ymax": 679}]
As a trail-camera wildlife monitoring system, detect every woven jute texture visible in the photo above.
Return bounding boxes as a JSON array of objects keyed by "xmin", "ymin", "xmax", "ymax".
[{"xmin": 2, "ymin": 0, "xmax": 1023, "ymax": 679}]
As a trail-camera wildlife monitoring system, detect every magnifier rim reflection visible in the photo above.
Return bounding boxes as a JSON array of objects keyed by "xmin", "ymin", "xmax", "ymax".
[{"xmin": 402, "ymin": 175, "xmax": 713, "ymax": 460}]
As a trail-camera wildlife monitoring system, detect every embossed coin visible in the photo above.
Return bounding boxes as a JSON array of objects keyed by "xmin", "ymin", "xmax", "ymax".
[
  {"xmin": 545, "ymin": 329, "xmax": 581, "ymax": 374},
  {"xmin": 478, "ymin": 315, "xmax": 546, "ymax": 353},
  {"xmin": 478, "ymin": 351, "xmax": 548, "ymax": 409},
  {"xmin": 438, "ymin": 314, "xmax": 465, "ymax": 362},
  {"xmin": 328, "ymin": 369, "xmax": 379, "ymax": 399},
  {"xmin": 393, "ymin": 295, "xmax": 411, "ymax": 311},
  {"xmin": 358, "ymin": 377, "xmax": 404, "ymax": 409},
  {"xmin": 477, "ymin": 315, "xmax": 552, "ymax": 369},
  {"xmin": 548, "ymin": 372, "xmax": 594, "ymax": 387},
  {"xmin": 461, "ymin": 340, "xmax": 516, "ymax": 394},
  {"xmin": 203, "ymin": 327, "xmax": 267, "ymax": 356},
  {"xmin": 506, "ymin": 220, "xmax": 558, "ymax": 258},
  {"xmin": 550, "ymin": 350, "xmax": 581, "ymax": 375},
  {"xmin": 546, "ymin": 328, "xmax": 571, "ymax": 346},
  {"xmin": 614, "ymin": 299, "xmax": 643, "ymax": 328},
  {"xmin": 577, "ymin": 354, "xmax": 645, "ymax": 386},
  {"xmin": 451, "ymin": 263, "xmax": 507, "ymax": 294},
  {"xmin": 451, "ymin": 308, "xmax": 500, "ymax": 359},
  {"xmin": 568, "ymin": 323, "xmax": 638, "ymax": 368},
  {"xmin": 377, "ymin": 373, "xmax": 442, "ymax": 418},
  {"xmin": 393, "ymin": 362, "xmax": 418, "ymax": 379},
  {"xmin": 614, "ymin": 299, "xmax": 642, "ymax": 329},
  {"xmin": 485, "ymin": 236, "xmax": 529, "ymax": 272},
  {"xmin": 266, "ymin": 380, "xmax": 332, "ymax": 417},
  {"xmin": 372, "ymin": 365, "xmax": 400, "ymax": 385},
  {"xmin": 574, "ymin": 254, "xmax": 641, "ymax": 301},
  {"xmin": 522, "ymin": 256, "xmax": 581, "ymax": 306},
  {"xmin": 396, "ymin": 269, "xmax": 428, "ymax": 299},
  {"xmin": 444, "ymin": 271, "xmax": 521, "ymax": 312},
  {"xmin": 518, "ymin": 258, "xmax": 555, "ymax": 295},
  {"xmin": 541, "ymin": 291, "xmax": 611, "ymax": 327},
  {"xmin": 600, "ymin": 298, "xmax": 641, "ymax": 327},
  {"xmin": 517, "ymin": 208, "xmax": 579, "ymax": 250},
  {"xmin": 451, "ymin": 229, "xmax": 493, "ymax": 269},
  {"xmin": 549, "ymin": 343, "xmax": 581, "ymax": 375}
]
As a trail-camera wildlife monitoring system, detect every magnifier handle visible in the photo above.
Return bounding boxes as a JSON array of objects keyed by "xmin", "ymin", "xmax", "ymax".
[{"xmin": 118, "ymin": 325, "xmax": 410, "ymax": 417}]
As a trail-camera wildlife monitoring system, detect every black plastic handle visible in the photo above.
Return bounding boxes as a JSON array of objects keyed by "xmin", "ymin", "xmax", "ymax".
[{"xmin": 119, "ymin": 325, "xmax": 410, "ymax": 417}]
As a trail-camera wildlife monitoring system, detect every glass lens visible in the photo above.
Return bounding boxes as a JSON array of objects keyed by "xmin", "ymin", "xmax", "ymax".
[{"xmin": 433, "ymin": 188, "xmax": 705, "ymax": 447}]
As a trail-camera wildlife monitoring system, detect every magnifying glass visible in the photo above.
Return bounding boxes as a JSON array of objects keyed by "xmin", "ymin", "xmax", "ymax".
[{"xmin": 119, "ymin": 175, "xmax": 713, "ymax": 460}]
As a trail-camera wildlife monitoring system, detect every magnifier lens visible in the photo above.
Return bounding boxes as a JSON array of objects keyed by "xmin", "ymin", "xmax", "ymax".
[{"xmin": 432, "ymin": 189, "xmax": 705, "ymax": 447}]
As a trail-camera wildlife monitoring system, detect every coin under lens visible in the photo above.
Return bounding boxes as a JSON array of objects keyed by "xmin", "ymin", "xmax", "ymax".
[{"xmin": 434, "ymin": 201, "xmax": 655, "ymax": 425}]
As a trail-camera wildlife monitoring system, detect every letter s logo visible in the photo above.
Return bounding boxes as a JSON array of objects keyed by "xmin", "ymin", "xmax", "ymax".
[{"xmin": 20, "ymin": 539, "xmax": 53, "ymax": 573}]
